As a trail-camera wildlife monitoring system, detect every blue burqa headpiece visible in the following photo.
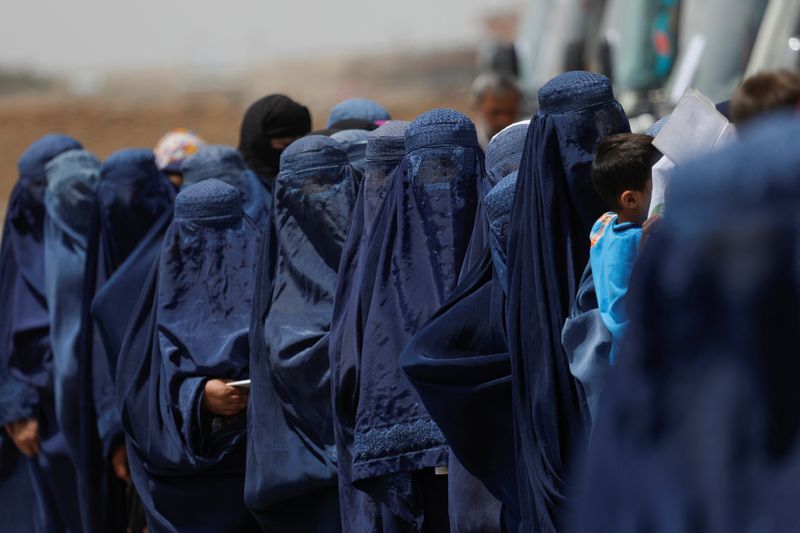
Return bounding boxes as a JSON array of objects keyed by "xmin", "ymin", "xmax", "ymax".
[
  {"xmin": 181, "ymin": 144, "xmax": 270, "ymax": 229},
  {"xmin": 245, "ymin": 135, "xmax": 358, "ymax": 531},
  {"xmin": 351, "ymin": 109, "xmax": 483, "ymax": 528},
  {"xmin": 328, "ymin": 120, "xmax": 412, "ymax": 531},
  {"xmin": 326, "ymin": 98, "xmax": 391, "ymax": 128},
  {"xmin": 459, "ymin": 120, "xmax": 528, "ymax": 280},
  {"xmin": 116, "ymin": 178, "xmax": 260, "ymax": 532},
  {"xmin": 576, "ymin": 114, "xmax": 800, "ymax": 533},
  {"xmin": 331, "ymin": 129, "xmax": 370, "ymax": 175},
  {"xmin": 0, "ymin": 134, "xmax": 84, "ymax": 532},
  {"xmin": 505, "ymin": 71, "xmax": 630, "ymax": 532}
]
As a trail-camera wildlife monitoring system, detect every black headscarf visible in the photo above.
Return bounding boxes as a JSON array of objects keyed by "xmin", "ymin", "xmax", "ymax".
[{"xmin": 238, "ymin": 95, "xmax": 312, "ymax": 185}]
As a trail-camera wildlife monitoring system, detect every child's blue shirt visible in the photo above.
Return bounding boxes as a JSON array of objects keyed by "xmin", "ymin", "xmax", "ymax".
[{"xmin": 589, "ymin": 213, "xmax": 642, "ymax": 364}]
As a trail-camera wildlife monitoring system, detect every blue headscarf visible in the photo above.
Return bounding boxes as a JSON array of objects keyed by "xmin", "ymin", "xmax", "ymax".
[
  {"xmin": 326, "ymin": 98, "xmax": 391, "ymax": 128},
  {"xmin": 181, "ymin": 145, "xmax": 270, "ymax": 230},
  {"xmin": 575, "ymin": 114, "xmax": 800, "ymax": 533},
  {"xmin": 328, "ymin": 120, "xmax": 412, "ymax": 532},
  {"xmin": 117, "ymin": 179, "xmax": 260, "ymax": 532},
  {"xmin": 0, "ymin": 134, "xmax": 84, "ymax": 533},
  {"xmin": 246, "ymin": 135, "xmax": 357, "ymax": 531},
  {"xmin": 505, "ymin": 71, "xmax": 630, "ymax": 532},
  {"xmin": 331, "ymin": 129, "xmax": 370, "ymax": 175},
  {"xmin": 353, "ymin": 109, "xmax": 483, "ymax": 528}
]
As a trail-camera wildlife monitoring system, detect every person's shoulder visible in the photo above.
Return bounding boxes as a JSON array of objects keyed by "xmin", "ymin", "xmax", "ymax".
[{"xmin": 590, "ymin": 212, "xmax": 617, "ymax": 248}]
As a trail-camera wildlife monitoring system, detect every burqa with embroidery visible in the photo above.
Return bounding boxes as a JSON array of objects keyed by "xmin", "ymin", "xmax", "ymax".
[
  {"xmin": 505, "ymin": 71, "xmax": 629, "ymax": 532},
  {"xmin": 116, "ymin": 179, "xmax": 260, "ymax": 532},
  {"xmin": 353, "ymin": 109, "xmax": 483, "ymax": 530}
]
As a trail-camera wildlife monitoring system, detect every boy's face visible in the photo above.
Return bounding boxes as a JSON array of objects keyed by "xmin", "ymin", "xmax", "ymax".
[{"xmin": 619, "ymin": 177, "xmax": 653, "ymax": 224}]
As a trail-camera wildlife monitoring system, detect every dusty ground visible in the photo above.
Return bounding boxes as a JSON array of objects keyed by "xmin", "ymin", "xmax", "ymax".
[{"xmin": 0, "ymin": 48, "xmax": 477, "ymax": 218}]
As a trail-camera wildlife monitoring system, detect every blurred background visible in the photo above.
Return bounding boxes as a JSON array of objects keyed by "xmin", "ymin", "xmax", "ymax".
[{"xmin": 1, "ymin": 0, "xmax": 798, "ymax": 215}]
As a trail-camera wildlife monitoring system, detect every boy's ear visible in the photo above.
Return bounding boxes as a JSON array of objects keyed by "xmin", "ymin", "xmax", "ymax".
[{"xmin": 620, "ymin": 190, "xmax": 638, "ymax": 209}]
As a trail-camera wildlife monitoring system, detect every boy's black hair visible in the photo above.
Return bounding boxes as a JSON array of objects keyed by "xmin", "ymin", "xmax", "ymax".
[{"xmin": 592, "ymin": 133, "xmax": 660, "ymax": 210}]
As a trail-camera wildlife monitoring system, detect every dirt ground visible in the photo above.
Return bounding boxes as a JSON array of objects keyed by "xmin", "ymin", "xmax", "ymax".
[{"xmin": 0, "ymin": 49, "xmax": 477, "ymax": 219}]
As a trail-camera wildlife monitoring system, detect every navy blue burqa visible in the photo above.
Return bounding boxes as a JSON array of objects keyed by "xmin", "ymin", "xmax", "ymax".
[
  {"xmin": 181, "ymin": 144, "xmax": 270, "ymax": 230},
  {"xmin": 117, "ymin": 179, "xmax": 260, "ymax": 532},
  {"xmin": 459, "ymin": 121, "xmax": 528, "ymax": 281},
  {"xmin": 328, "ymin": 121, "xmax": 415, "ymax": 532},
  {"xmin": 43, "ymin": 149, "xmax": 109, "ymax": 532},
  {"xmin": 574, "ymin": 115, "xmax": 800, "ymax": 533},
  {"xmin": 400, "ymin": 132, "xmax": 527, "ymax": 532},
  {"xmin": 246, "ymin": 135, "xmax": 358, "ymax": 531},
  {"xmin": 76, "ymin": 149, "xmax": 175, "ymax": 532},
  {"xmin": 0, "ymin": 134, "xmax": 84, "ymax": 532},
  {"xmin": 504, "ymin": 71, "xmax": 630, "ymax": 532},
  {"xmin": 352, "ymin": 109, "xmax": 483, "ymax": 529}
]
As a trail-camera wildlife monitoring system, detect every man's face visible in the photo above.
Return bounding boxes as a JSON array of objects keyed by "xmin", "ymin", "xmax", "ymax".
[{"xmin": 477, "ymin": 91, "xmax": 521, "ymax": 138}]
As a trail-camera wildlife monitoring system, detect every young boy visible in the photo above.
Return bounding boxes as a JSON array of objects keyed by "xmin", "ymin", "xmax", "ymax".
[{"xmin": 589, "ymin": 133, "xmax": 660, "ymax": 363}]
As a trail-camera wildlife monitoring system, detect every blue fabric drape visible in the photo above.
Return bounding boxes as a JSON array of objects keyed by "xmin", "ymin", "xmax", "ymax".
[
  {"xmin": 331, "ymin": 129, "xmax": 371, "ymax": 175},
  {"xmin": 246, "ymin": 135, "xmax": 358, "ymax": 531},
  {"xmin": 327, "ymin": 98, "xmax": 391, "ymax": 128},
  {"xmin": 44, "ymin": 149, "xmax": 117, "ymax": 533},
  {"xmin": 328, "ymin": 121, "xmax": 416, "ymax": 532},
  {"xmin": 351, "ymin": 109, "xmax": 483, "ymax": 529},
  {"xmin": 399, "ymin": 125, "xmax": 529, "ymax": 532},
  {"xmin": 574, "ymin": 115, "xmax": 800, "ymax": 533},
  {"xmin": 459, "ymin": 121, "xmax": 528, "ymax": 281},
  {"xmin": 117, "ymin": 179, "xmax": 260, "ymax": 532},
  {"xmin": 504, "ymin": 71, "xmax": 630, "ymax": 532},
  {"xmin": 181, "ymin": 144, "xmax": 270, "ymax": 230},
  {"xmin": 0, "ymin": 134, "xmax": 84, "ymax": 532}
]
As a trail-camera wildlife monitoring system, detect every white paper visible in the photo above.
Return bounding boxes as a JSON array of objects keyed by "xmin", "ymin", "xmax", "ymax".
[
  {"xmin": 653, "ymin": 88, "xmax": 735, "ymax": 166},
  {"xmin": 648, "ymin": 156, "xmax": 676, "ymax": 217},
  {"xmin": 226, "ymin": 379, "xmax": 251, "ymax": 389}
]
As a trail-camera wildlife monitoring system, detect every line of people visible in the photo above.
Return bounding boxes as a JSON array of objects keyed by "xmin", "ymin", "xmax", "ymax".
[{"xmin": 1, "ymin": 68, "xmax": 799, "ymax": 533}]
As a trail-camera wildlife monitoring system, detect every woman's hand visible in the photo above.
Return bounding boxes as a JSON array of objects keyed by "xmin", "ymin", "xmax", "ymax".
[
  {"xmin": 202, "ymin": 379, "xmax": 248, "ymax": 417},
  {"xmin": 5, "ymin": 418, "xmax": 39, "ymax": 457},
  {"xmin": 110, "ymin": 444, "xmax": 130, "ymax": 482}
]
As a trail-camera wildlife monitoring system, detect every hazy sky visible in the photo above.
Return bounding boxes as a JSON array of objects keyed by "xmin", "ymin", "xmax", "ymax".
[{"xmin": 1, "ymin": 0, "xmax": 512, "ymax": 72}]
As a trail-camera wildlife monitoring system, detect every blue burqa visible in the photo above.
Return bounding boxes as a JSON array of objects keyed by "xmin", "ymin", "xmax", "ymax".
[
  {"xmin": 574, "ymin": 115, "xmax": 800, "ymax": 533},
  {"xmin": 329, "ymin": 121, "xmax": 416, "ymax": 532},
  {"xmin": 0, "ymin": 134, "xmax": 84, "ymax": 532},
  {"xmin": 116, "ymin": 179, "xmax": 260, "ymax": 532},
  {"xmin": 459, "ymin": 120, "xmax": 528, "ymax": 281},
  {"xmin": 76, "ymin": 148, "xmax": 175, "ymax": 532},
  {"xmin": 400, "ymin": 137, "xmax": 526, "ymax": 532},
  {"xmin": 353, "ymin": 109, "xmax": 483, "ymax": 530},
  {"xmin": 246, "ymin": 135, "xmax": 358, "ymax": 531},
  {"xmin": 44, "ymin": 149, "xmax": 113, "ymax": 532},
  {"xmin": 326, "ymin": 98, "xmax": 391, "ymax": 128},
  {"xmin": 331, "ymin": 129, "xmax": 371, "ymax": 175},
  {"xmin": 504, "ymin": 71, "xmax": 630, "ymax": 532},
  {"xmin": 181, "ymin": 144, "xmax": 270, "ymax": 230}
]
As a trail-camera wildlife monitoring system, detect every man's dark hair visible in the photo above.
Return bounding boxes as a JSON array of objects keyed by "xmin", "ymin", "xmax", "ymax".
[
  {"xmin": 731, "ymin": 69, "xmax": 800, "ymax": 125},
  {"xmin": 592, "ymin": 133, "xmax": 659, "ymax": 210}
]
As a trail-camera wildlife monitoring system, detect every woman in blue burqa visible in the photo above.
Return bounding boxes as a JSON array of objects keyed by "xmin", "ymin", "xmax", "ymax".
[
  {"xmin": 330, "ymin": 121, "xmax": 426, "ymax": 532},
  {"xmin": 574, "ymin": 115, "xmax": 800, "ymax": 533},
  {"xmin": 246, "ymin": 135, "xmax": 358, "ymax": 531},
  {"xmin": 0, "ymin": 134, "xmax": 85, "ymax": 532},
  {"xmin": 400, "ymin": 120, "xmax": 529, "ymax": 533},
  {"xmin": 116, "ymin": 179, "xmax": 261, "ymax": 532},
  {"xmin": 346, "ymin": 109, "xmax": 484, "ymax": 531},
  {"xmin": 75, "ymin": 148, "xmax": 176, "ymax": 533},
  {"xmin": 503, "ymin": 71, "xmax": 630, "ymax": 532}
]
